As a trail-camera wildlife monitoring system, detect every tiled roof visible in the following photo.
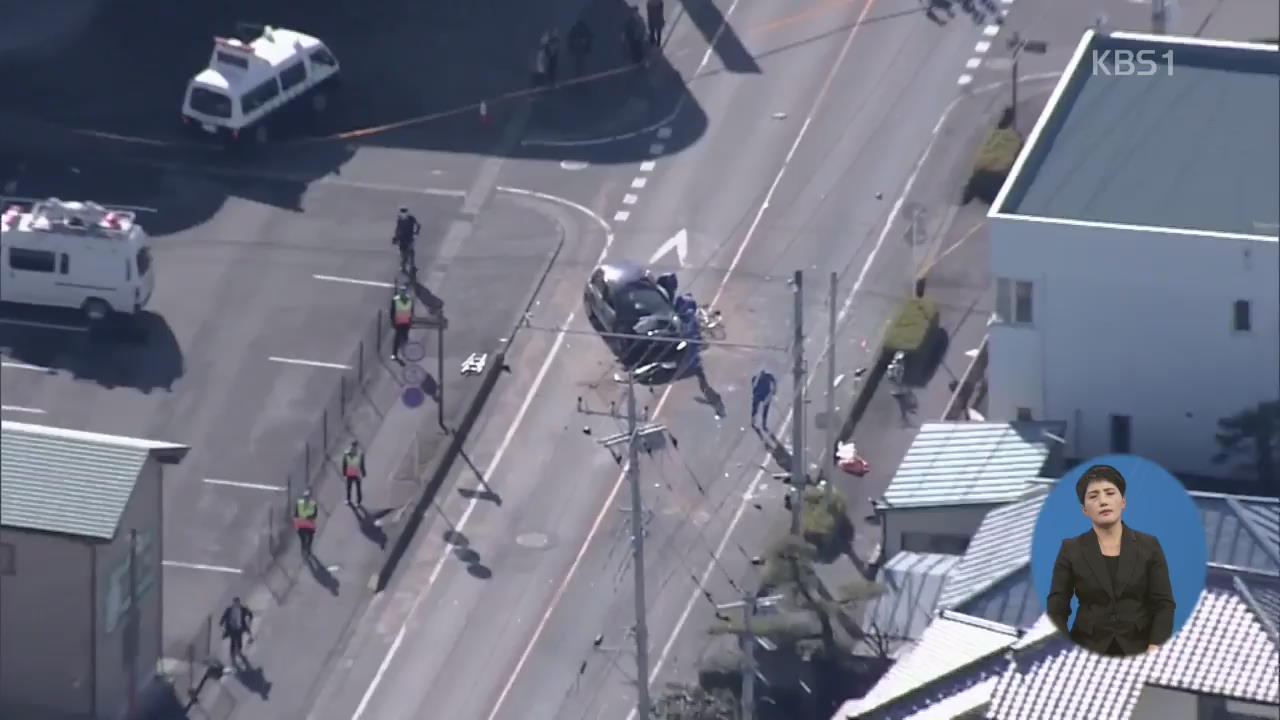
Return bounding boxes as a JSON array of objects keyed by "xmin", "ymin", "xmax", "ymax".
[
  {"xmin": 0, "ymin": 421, "xmax": 187, "ymax": 540},
  {"xmin": 865, "ymin": 553, "xmax": 962, "ymax": 650},
  {"xmin": 989, "ymin": 583, "xmax": 1280, "ymax": 719},
  {"xmin": 847, "ymin": 610, "xmax": 1022, "ymax": 716},
  {"xmin": 883, "ymin": 422, "xmax": 1063, "ymax": 509},
  {"xmin": 938, "ymin": 490, "xmax": 1047, "ymax": 609},
  {"xmin": 1199, "ymin": 494, "xmax": 1280, "ymax": 572}
]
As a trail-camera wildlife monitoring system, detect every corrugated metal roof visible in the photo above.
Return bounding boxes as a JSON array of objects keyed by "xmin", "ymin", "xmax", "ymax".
[
  {"xmin": 989, "ymin": 585, "xmax": 1280, "ymax": 719},
  {"xmin": 956, "ymin": 568, "xmax": 1043, "ymax": 630},
  {"xmin": 938, "ymin": 490, "xmax": 1047, "ymax": 609},
  {"xmin": 883, "ymin": 422, "xmax": 1062, "ymax": 509},
  {"xmin": 1198, "ymin": 495, "xmax": 1280, "ymax": 572},
  {"xmin": 850, "ymin": 610, "xmax": 1022, "ymax": 715},
  {"xmin": 866, "ymin": 553, "xmax": 963, "ymax": 648},
  {"xmin": 0, "ymin": 421, "xmax": 187, "ymax": 540}
]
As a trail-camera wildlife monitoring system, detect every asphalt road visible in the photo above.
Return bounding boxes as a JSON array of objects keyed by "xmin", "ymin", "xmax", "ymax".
[
  {"xmin": 296, "ymin": 0, "xmax": 1014, "ymax": 718},
  {"xmin": 0, "ymin": 153, "xmax": 463, "ymax": 650}
]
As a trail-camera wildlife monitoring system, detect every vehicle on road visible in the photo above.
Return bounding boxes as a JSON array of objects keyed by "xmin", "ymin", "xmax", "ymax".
[
  {"xmin": 584, "ymin": 261, "xmax": 692, "ymax": 375},
  {"xmin": 181, "ymin": 24, "xmax": 340, "ymax": 146},
  {"xmin": 0, "ymin": 197, "xmax": 155, "ymax": 321}
]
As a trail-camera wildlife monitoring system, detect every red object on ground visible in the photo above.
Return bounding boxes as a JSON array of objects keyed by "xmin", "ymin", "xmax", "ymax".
[{"xmin": 840, "ymin": 456, "xmax": 870, "ymax": 476}]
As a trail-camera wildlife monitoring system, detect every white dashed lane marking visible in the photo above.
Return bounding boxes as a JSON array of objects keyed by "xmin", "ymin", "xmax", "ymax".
[
  {"xmin": 965, "ymin": 58, "xmax": 982, "ymax": 69},
  {"xmin": 958, "ymin": 74, "xmax": 974, "ymax": 86},
  {"xmin": 640, "ymin": 161, "xmax": 656, "ymax": 172},
  {"xmin": 631, "ymin": 177, "xmax": 648, "ymax": 189},
  {"xmin": 649, "ymin": 143, "xmax": 665, "ymax": 155},
  {"xmin": 975, "ymin": 40, "xmax": 991, "ymax": 53},
  {"xmin": 656, "ymin": 127, "xmax": 673, "ymax": 139},
  {"xmin": 614, "ymin": 211, "xmax": 631, "ymax": 222},
  {"xmin": 622, "ymin": 194, "xmax": 639, "ymax": 205},
  {"xmin": 983, "ymin": 24, "xmax": 1000, "ymax": 36}
]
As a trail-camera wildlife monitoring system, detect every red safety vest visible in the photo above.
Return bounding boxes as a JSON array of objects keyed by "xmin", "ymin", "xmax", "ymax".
[
  {"xmin": 344, "ymin": 450, "xmax": 363, "ymax": 478},
  {"xmin": 393, "ymin": 296, "xmax": 413, "ymax": 326}
]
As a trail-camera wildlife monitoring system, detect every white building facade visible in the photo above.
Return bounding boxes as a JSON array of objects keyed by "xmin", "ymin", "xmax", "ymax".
[{"xmin": 988, "ymin": 31, "xmax": 1280, "ymax": 481}]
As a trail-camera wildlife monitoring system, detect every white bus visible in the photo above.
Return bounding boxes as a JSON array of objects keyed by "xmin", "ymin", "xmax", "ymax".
[
  {"xmin": 0, "ymin": 198, "xmax": 156, "ymax": 322},
  {"xmin": 181, "ymin": 25, "xmax": 341, "ymax": 146}
]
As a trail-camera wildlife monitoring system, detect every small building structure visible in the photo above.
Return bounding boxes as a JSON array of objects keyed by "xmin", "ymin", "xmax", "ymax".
[
  {"xmin": 0, "ymin": 421, "xmax": 188, "ymax": 720},
  {"xmin": 986, "ymin": 29, "xmax": 1280, "ymax": 483}
]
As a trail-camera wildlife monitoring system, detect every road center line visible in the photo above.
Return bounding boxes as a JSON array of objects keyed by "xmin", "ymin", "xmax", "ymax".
[
  {"xmin": 1, "ymin": 405, "xmax": 46, "ymax": 414},
  {"xmin": 203, "ymin": 478, "xmax": 287, "ymax": 492},
  {"xmin": 351, "ymin": 189, "xmax": 615, "ymax": 720},
  {"xmin": 162, "ymin": 560, "xmax": 243, "ymax": 574},
  {"xmin": 268, "ymin": 356, "xmax": 352, "ymax": 370},
  {"xmin": 313, "ymin": 274, "xmax": 396, "ymax": 288}
]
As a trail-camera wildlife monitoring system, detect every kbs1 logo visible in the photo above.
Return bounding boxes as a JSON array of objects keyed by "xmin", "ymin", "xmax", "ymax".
[{"xmin": 1092, "ymin": 49, "xmax": 1174, "ymax": 76}]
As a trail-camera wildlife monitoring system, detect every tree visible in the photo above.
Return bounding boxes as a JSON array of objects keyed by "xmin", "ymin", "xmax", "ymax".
[
  {"xmin": 655, "ymin": 682, "xmax": 738, "ymax": 720},
  {"xmin": 1213, "ymin": 400, "xmax": 1279, "ymax": 486}
]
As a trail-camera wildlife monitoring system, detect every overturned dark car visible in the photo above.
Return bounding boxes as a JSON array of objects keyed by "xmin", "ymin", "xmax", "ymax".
[{"xmin": 583, "ymin": 261, "xmax": 694, "ymax": 379}]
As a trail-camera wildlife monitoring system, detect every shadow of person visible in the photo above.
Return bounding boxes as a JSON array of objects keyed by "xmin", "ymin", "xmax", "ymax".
[
  {"xmin": 457, "ymin": 449, "xmax": 501, "ymax": 505},
  {"xmin": 352, "ymin": 506, "xmax": 390, "ymax": 549},
  {"xmin": 757, "ymin": 428, "xmax": 793, "ymax": 474},
  {"xmin": 305, "ymin": 554, "xmax": 341, "ymax": 596},
  {"xmin": 411, "ymin": 278, "xmax": 444, "ymax": 313},
  {"xmin": 467, "ymin": 563, "xmax": 493, "ymax": 580},
  {"xmin": 691, "ymin": 366, "xmax": 727, "ymax": 418},
  {"xmin": 233, "ymin": 664, "xmax": 272, "ymax": 700}
]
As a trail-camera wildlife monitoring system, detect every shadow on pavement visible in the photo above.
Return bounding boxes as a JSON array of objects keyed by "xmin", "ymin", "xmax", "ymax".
[
  {"xmin": 304, "ymin": 554, "xmax": 341, "ymax": 596},
  {"xmin": 0, "ymin": 306, "xmax": 185, "ymax": 393}
]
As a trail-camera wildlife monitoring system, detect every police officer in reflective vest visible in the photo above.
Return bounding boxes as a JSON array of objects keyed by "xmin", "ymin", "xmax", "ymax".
[
  {"xmin": 390, "ymin": 287, "xmax": 414, "ymax": 362},
  {"xmin": 293, "ymin": 489, "xmax": 318, "ymax": 556},
  {"xmin": 341, "ymin": 440, "xmax": 366, "ymax": 506}
]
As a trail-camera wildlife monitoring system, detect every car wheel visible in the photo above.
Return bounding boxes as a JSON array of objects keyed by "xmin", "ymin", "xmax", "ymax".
[{"xmin": 82, "ymin": 298, "xmax": 112, "ymax": 322}]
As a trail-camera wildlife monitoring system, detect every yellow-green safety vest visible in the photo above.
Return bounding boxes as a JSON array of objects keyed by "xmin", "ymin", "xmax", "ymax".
[
  {"xmin": 344, "ymin": 450, "xmax": 363, "ymax": 478},
  {"xmin": 296, "ymin": 498, "xmax": 317, "ymax": 519},
  {"xmin": 393, "ymin": 295, "xmax": 413, "ymax": 326}
]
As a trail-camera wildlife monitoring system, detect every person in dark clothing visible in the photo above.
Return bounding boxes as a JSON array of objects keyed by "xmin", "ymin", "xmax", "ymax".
[
  {"xmin": 393, "ymin": 207, "xmax": 420, "ymax": 274},
  {"xmin": 541, "ymin": 29, "xmax": 562, "ymax": 86},
  {"xmin": 219, "ymin": 597, "xmax": 254, "ymax": 666},
  {"xmin": 622, "ymin": 8, "xmax": 647, "ymax": 65},
  {"xmin": 750, "ymin": 370, "xmax": 778, "ymax": 429},
  {"xmin": 1046, "ymin": 465, "xmax": 1176, "ymax": 657},
  {"xmin": 568, "ymin": 19, "xmax": 593, "ymax": 76},
  {"xmin": 646, "ymin": 0, "xmax": 665, "ymax": 45}
]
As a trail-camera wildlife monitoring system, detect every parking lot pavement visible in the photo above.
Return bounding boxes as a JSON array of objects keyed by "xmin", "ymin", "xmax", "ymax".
[{"xmin": 0, "ymin": 155, "xmax": 467, "ymax": 647}]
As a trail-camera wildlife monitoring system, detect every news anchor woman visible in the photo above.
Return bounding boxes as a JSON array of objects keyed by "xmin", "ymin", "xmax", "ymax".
[{"xmin": 1046, "ymin": 464, "xmax": 1176, "ymax": 656}]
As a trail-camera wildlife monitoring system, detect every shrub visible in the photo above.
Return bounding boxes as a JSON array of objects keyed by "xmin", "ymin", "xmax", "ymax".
[
  {"xmin": 801, "ymin": 486, "xmax": 851, "ymax": 555},
  {"xmin": 965, "ymin": 126, "xmax": 1024, "ymax": 204},
  {"xmin": 884, "ymin": 297, "xmax": 939, "ymax": 353}
]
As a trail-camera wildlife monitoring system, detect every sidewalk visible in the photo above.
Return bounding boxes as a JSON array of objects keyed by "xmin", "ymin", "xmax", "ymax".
[{"xmin": 180, "ymin": 198, "xmax": 563, "ymax": 720}]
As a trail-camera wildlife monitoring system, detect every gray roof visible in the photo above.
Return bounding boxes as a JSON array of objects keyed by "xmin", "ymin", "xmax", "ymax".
[
  {"xmin": 864, "ymin": 552, "xmax": 963, "ymax": 649},
  {"xmin": 1, "ymin": 421, "xmax": 188, "ymax": 540},
  {"xmin": 938, "ymin": 490, "xmax": 1048, "ymax": 610},
  {"xmin": 883, "ymin": 422, "xmax": 1063, "ymax": 509},
  {"xmin": 997, "ymin": 31, "xmax": 1280, "ymax": 237},
  {"xmin": 1198, "ymin": 494, "xmax": 1280, "ymax": 573}
]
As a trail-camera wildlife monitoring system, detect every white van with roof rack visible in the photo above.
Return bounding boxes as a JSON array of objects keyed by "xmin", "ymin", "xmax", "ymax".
[
  {"xmin": 181, "ymin": 24, "xmax": 340, "ymax": 146},
  {"xmin": 0, "ymin": 198, "xmax": 156, "ymax": 321}
]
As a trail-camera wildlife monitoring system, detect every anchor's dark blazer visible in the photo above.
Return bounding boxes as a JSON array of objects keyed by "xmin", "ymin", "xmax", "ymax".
[{"xmin": 1046, "ymin": 523, "xmax": 1176, "ymax": 656}]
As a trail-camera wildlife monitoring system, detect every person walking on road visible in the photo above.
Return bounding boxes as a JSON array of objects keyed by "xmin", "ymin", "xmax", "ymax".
[
  {"xmin": 293, "ymin": 489, "xmax": 318, "ymax": 556},
  {"xmin": 540, "ymin": 29, "xmax": 562, "ymax": 86},
  {"xmin": 342, "ymin": 440, "xmax": 366, "ymax": 506},
  {"xmin": 393, "ymin": 207, "xmax": 420, "ymax": 276},
  {"xmin": 646, "ymin": 0, "xmax": 665, "ymax": 45},
  {"xmin": 568, "ymin": 18, "xmax": 593, "ymax": 77},
  {"xmin": 390, "ymin": 285, "xmax": 415, "ymax": 363},
  {"xmin": 219, "ymin": 597, "xmax": 254, "ymax": 668},
  {"xmin": 622, "ymin": 7, "xmax": 647, "ymax": 65},
  {"xmin": 750, "ymin": 369, "xmax": 778, "ymax": 429}
]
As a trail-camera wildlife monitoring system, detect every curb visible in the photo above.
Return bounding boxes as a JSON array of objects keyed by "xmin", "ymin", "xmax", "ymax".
[{"xmin": 373, "ymin": 216, "xmax": 567, "ymax": 592}]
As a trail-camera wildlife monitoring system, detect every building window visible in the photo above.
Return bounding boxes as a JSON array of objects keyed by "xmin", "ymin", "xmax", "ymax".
[
  {"xmin": 1110, "ymin": 414, "xmax": 1131, "ymax": 454},
  {"xmin": 0, "ymin": 543, "xmax": 14, "ymax": 575},
  {"xmin": 996, "ymin": 278, "xmax": 1034, "ymax": 325},
  {"xmin": 1233, "ymin": 300, "xmax": 1252, "ymax": 332},
  {"xmin": 901, "ymin": 532, "xmax": 971, "ymax": 555},
  {"xmin": 1016, "ymin": 407, "xmax": 1033, "ymax": 421}
]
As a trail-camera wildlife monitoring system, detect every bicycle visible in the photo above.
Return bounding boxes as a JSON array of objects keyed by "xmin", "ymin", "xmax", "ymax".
[{"xmin": 695, "ymin": 306, "xmax": 726, "ymax": 341}]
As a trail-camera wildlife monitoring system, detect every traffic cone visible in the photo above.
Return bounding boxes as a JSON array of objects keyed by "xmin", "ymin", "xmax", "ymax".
[{"xmin": 479, "ymin": 101, "xmax": 490, "ymax": 127}]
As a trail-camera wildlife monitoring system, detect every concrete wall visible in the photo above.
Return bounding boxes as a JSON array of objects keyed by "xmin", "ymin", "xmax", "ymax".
[
  {"xmin": 882, "ymin": 505, "xmax": 994, "ymax": 559},
  {"xmin": 0, "ymin": 527, "xmax": 93, "ymax": 719},
  {"xmin": 93, "ymin": 458, "xmax": 163, "ymax": 720},
  {"xmin": 988, "ymin": 216, "xmax": 1280, "ymax": 479}
]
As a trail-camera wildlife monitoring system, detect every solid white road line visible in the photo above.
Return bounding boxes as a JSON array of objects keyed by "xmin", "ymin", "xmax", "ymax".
[
  {"xmin": 313, "ymin": 274, "xmax": 397, "ymax": 288},
  {"xmin": 1, "ymin": 360, "xmax": 53, "ymax": 372},
  {"xmin": 203, "ymin": 478, "xmax": 287, "ymax": 492},
  {"xmin": 162, "ymin": 560, "xmax": 243, "ymax": 574},
  {"xmin": 614, "ymin": 211, "xmax": 631, "ymax": 222},
  {"xmin": 118, "ymin": 158, "xmax": 469, "ymax": 198},
  {"xmin": 0, "ymin": 318, "xmax": 89, "ymax": 332},
  {"xmin": 268, "ymin": 356, "xmax": 352, "ymax": 370},
  {"xmin": 352, "ymin": 189, "xmax": 615, "ymax": 720},
  {"xmin": 1, "ymin": 405, "xmax": 46, "ymax": 414}
]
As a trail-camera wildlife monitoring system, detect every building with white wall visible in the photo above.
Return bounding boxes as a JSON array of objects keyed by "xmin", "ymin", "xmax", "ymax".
[
  {"xmin": 987, "ymin": 30, "xmax": 1280, "ymax": 483},
  {"xmin": 0, "ymin": 421, "xmax": 188, "ymax": 720}
]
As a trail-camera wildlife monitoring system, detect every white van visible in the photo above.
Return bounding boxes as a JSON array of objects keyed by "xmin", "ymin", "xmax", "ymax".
[
  {"xmin": 0, "ymin": 198, "xmax": 156, "ymax": 321},
  {"xmin": 181, "ymin": 25, "xmax": 341, "ymax": 146}
]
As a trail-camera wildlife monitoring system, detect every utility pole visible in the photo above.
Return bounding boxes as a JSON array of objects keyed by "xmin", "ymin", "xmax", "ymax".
[
  {"xmin": 625, "ymin": 371, "xmax": 652, "ymax": 720},
  {"xmin": 1006, "ymin": 33, "xmax": 1048, "ymax": 130},
  {"xmin": 823, "ymin": 272, "xmax": 838, "ymax": 494},
  {"xmin": 716, "ymin": 593, "xmax": 783, "ymax": 720},
  {"xmin": 790, "ymin": 271, "xmax": 806, "ymax": 535}
]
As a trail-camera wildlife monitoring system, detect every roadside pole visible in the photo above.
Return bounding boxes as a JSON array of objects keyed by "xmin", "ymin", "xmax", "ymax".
[
  {"xmin": 790, "ymin": 271, "xmax": 806, "ymax": 535},
  {"xmin": 716, "ymin": 593, "xmax": 783, "ymax": 720},
  {"xmin": 823, "ymin": 272, "xmax": 838, "ymax": 495},
  {"xmin": 625, "ymin": 371, "xmax": 653, "ymax": 720}
]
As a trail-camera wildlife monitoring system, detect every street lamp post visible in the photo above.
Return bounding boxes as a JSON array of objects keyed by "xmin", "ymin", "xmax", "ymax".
[{"xmin": 1007, "ymin": 32, "xmax": 1048, "ymax": 130}]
